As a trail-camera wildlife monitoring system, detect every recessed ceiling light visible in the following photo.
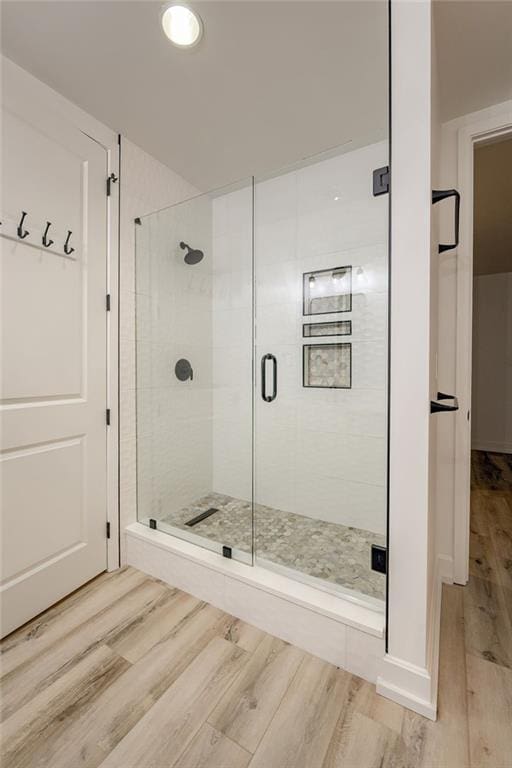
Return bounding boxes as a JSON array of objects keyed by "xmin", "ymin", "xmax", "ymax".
[{"xmin": 161, "ymin": 4, "xmax": 203, "ymax": 48}]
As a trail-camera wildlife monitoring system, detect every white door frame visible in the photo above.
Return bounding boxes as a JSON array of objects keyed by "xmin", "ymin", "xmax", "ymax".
[
  {"xmin": 105, "ymin": 136, "xmax": 120, "ymax": 571},
  {"xmin": 2, "ymin": 57, "xmax": 121, "ymax": 573},
  {"xmin": 453, "ymin": 107, "xmax": 512, "ymax": 585}
]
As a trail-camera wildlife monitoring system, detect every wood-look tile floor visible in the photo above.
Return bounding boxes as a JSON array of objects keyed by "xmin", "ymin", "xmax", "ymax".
[{"xmin": 1, "ymin": 450, "xmax": 511, "ymax": 768}]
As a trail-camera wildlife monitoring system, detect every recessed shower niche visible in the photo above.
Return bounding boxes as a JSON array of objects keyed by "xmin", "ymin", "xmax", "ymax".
[
  {"xmin": 135, "ymin": 139, "xmax": 389, "ymax": 607},
  {"xmin": 303, "ymin": 342, "xmax": 352, "ymax": 389},
  {"xmin": 303, "ymin": 266, "xmax": 352, "ymax": 315},
  {"xmin": 303, "ymin": 320, "xmax": 352, "ymax": 337}
]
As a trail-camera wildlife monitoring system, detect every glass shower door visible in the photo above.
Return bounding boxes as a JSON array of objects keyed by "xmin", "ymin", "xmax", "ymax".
[
  {"xmin": 253, "ymin": 143, "xmax": 389, "ymax": 607},
  {"xmin": 135, "ymin": 179, "xmax": 254, "ymax": 564}
]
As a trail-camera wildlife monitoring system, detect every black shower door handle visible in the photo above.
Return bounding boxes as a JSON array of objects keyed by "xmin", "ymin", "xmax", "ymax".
[
  {"xmin": 261, "ymin": 354, "xmax": 277, "ymax": 402},
  {"xmin": 432, "ymin": 189, "xmax": 460, "ymax": 253}
]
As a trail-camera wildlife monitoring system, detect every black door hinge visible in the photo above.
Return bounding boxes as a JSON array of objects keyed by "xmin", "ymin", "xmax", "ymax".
[
  {"xmin": 106, "ymin": 173, "xmax": 118, "ymax": 197},
  {"xmin": 106, "ymin": 521, "xmax": 111, "ymax": 539},
  {"xmin": 371, "ymin": 544, "xmax": 387, "ymax": 574},
  {"xmin": 106, "ymin": 408, "xmax": 111, "ymax": 426},
  {"xmin": 373, "ymin": 166, "xmax": 390, "ymax": 196},
  {"xmin": 106, "ymin": 293, "xmax": 111, "ymax": 311}
]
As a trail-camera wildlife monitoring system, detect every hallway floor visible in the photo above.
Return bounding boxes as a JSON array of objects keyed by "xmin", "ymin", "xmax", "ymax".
[{"xmin": 1, "ymin": 452, "xmax": 511, "ymax": 767}]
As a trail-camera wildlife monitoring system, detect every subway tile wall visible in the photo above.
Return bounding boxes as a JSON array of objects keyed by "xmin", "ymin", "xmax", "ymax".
[
  {"xmin": 211, "ymin": 182, "xmax": 254, "ymax": 502},
  {"xmin": 135, "ymin": 194, "xmax": 213, "ymax": 526},
  {"xmin": 119, "ymin": 139, "xmax": 198, "ymax": 562},
  {"xmin": 212, "ymin": 142, "xmax": 389, "ymax": 534}
]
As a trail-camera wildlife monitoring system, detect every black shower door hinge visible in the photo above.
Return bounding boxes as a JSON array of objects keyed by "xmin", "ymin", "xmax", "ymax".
[
  {"xmin": 371, "ymin": 544, "xmax": 387, "ymax": 574},
  {"xmin": 373, "ymin": 166, "xmax": 390, "ymax": 196},
  {"xmin": 106, "ymin": 408, "xmax": 111, "ymax": 426},
  {"xmin": 106, "ymin": 521, "xmax": 111, "ymax": 539},
  {"xmin": 106, "ymin": 173, "xmax": 118, "ymax": 197}
]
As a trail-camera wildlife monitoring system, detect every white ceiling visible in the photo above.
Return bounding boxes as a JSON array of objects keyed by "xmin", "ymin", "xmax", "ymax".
[
  {"xmin": 2, "ymin": 1, "xmax": 511, "ymax": 190},
  {"xmin": 434, "ymin": 0, "xmax": 512, "ymax": 122},
  {"xmin": 0, "ymin": 1, "xmax": 388, "ymax": 190}
]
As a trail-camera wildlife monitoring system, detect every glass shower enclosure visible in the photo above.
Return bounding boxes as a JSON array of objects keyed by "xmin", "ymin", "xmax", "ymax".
[
  {"xmin": 135, "ymin": 179, "xmax": 254, "ymax": 567},
  {"xmin": 135, "ymin": 135, "xmax": 389, "ymax": 609}
]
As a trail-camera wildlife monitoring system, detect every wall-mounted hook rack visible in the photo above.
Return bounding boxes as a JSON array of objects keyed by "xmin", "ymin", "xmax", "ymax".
[
  {"xmin": 42, "ymin": 221, "xmax": 54, "ymax": 248},
  {"xmin": 64, "ymin": 230, "xmax": 75, "ymax": 256},
  {"xmin": 17, "ymin": 211, "xmax": 30, "ymax": 239}
]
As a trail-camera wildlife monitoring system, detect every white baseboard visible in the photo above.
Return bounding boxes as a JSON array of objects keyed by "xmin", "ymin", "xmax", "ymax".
[
  {"xmin": 438, "ymin": 554, "xmax": 454, "ymax": 584},
  {"xmin": 125, "ymin": 523, "xmax": 385, "ymax": 683},
  {"xmin": 377, "ymin": 553, "xmax": 446, "ymax": 721},
  {"xmin": 471, "ymin": 440, "xmax": 512, "ymax": 454},
  {"xmin": 377, "ymin": 663, "xmax": 437, "ymax": 720}
]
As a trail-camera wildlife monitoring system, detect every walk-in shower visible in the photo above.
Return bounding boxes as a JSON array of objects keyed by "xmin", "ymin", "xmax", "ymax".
[{"xmin": 135, "ymin": 136, "xmax": 389, "ymax": 608}]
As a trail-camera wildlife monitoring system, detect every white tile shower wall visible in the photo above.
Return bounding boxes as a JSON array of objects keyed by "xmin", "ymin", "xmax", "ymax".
[
  {"xmin": 211, "ymin": 184, "xmax": 254, "ymax": 501},
  {"xmin": 119, "ymin": 139, "xmax": 199, "ymax": 562},
  {"xmin": 212, "ymin": 142, "xmax": 388, "ymax": 534},
  {"xmin": 136, "ymin": 196, "xmax": 214, "ymax": 522}
]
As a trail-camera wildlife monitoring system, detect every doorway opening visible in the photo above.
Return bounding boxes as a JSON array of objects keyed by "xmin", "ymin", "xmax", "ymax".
[
  {"xmin": 465, "ymin": 134, "xmax": 512, "ymax": 669},
  {"xmin": 453, "ymin": 117, "xmax": 512, "ymax": 588}
]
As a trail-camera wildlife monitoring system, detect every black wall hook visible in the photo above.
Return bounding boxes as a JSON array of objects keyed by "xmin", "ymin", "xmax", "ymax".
[
  {"xmin": 17, "ymin": 211, "xmax": 30, "ymax": 239},
  {"xmin": 64, "ymin": 230, "xmax": 75, "ymax": 255},
  {"xmin": 106, "ymin": 173, "xmax": 118, "ymax": 196},
  {"xmin": 430, "ymin": 391, "xmax": 459, "ymax": 414},
  {"xmin": 42, "ymin": 221, "xmax": 54, "ymax": 248}
]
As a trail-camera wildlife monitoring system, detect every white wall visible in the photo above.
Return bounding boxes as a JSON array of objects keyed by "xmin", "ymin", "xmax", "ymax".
[
  {"xmin": 377, "ymin": 0, "xmax": 438, "ymax": 720},
  {"xmin": 427, "ymin": 11, "xmax": 443, "ymax": 710},
  {"xmin": 211, "ymin": 143, "xmax": 389, "ymax": 536},
  {"xmin": 119, "ymin": 139, "xmax": 198, "ymax": 561},
  {"xmin": 472, "ymin": 272, "xmax": 512, "ymax": 453},
  {"xmin": 387, "ymin": 0, "xmax": 432, "ymax": 665}
]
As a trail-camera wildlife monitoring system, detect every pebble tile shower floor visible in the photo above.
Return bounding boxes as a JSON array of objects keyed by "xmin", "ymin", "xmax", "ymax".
[{"xmin": 161, "ymin": 493, "xmax": 386, "ymax": 601}]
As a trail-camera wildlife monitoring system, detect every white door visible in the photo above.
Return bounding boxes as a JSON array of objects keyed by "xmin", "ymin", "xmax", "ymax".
[{"xmin": 1, "ymin": 83, "xmax": 109, "ymax": 637}]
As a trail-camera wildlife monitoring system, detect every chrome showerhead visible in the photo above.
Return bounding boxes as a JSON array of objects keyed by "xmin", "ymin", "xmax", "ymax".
[{"xmin": 180, "ymin": 241, "xmax": 204, "ymax": 265}]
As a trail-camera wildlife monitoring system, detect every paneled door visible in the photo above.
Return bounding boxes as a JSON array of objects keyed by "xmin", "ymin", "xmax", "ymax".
[{"xmin": 1, "ymin": 82, "xmax": 110, "ymax": 636}]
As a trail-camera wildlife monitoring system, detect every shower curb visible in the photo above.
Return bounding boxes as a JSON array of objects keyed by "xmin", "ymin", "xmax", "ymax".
[{"xmin": 125, "ymin": 522, "xmax": 385, "ymax": 684}]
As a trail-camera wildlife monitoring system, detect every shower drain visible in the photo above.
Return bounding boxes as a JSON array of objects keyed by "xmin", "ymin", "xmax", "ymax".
[{"xmin": 185, "ymin": 507, "xmax": 219, "ymax": 527}]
